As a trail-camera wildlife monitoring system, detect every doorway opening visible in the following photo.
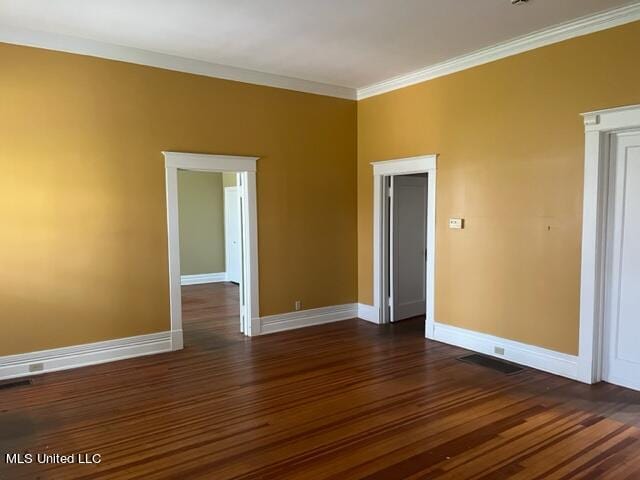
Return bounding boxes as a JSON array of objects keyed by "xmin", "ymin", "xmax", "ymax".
[
  {"xmin": 578, "ymin": 104, "xmax": 640, "ymax": 388},
  {"xmin": 176, "ymin": 170, "xmax": 243, "ymax": 345},
  {"xmin": 387, "ymin": 173, "xmax": 428, "ymax": 323},
  {"xmin": 372, "ymin": 155, "xmax": 437, "ymax": 337},
  {"xmin": 164, "ymin": 152, "xmax": 260, "ymax": 351}
]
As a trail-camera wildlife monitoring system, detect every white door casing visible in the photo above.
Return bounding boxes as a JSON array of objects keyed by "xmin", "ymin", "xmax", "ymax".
[
  {"xmin": 602, "ymin": 131, "xmax": 640, "ymax": 391},
  {"xmin": 391, "ymin": 175, "xmax": 428, "ymax": 322},
  {"xmin": 164, "ymin": 152, "xmax": 260, "ymax": 346},
  {"xmin": 372, "ymin": 155, "xmax": 437, "ymax": 336},
  {"xmin": 224, "ymin": 186, "xmax": 242, "ymax": 284},
  {"xmin": 578, "ymin": 104, "xmax": 640, "ymax": 385}
]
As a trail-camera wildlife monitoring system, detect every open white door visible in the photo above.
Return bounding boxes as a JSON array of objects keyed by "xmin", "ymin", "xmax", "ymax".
[
  {"xmin": 603, "ymin": 131, "xmax": 640, "ymax": 391},
  {"xmin": 390, "ymin": 174, "xmax": 427, "ymax": 322},
  {"xmin": 224, "ymin": 186, "xmax": 242, "ymax": 284}
]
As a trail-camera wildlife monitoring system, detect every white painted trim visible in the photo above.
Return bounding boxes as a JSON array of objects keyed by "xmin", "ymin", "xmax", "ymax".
[
  {"xmin": 3, "ymin": 3, "xmax": 638, "ymax": 103},
  {"xmin": 432, "ymin": 322, "xmax": 579, "ymax": 381},
  {"xmin": 582, "ymin": 104, "xmax": 640, "ymax": 132},
  {"xmin": 180, "ymin": 272, "xmax": 227, "ymax": 285},
  {"xmin": 260, "ymin": 304, "xmax": 357, "ymax": 335},
  {"xmin": 357, "ymin": 3, "xmax": 640, "ymax": 100},
  {"xmin": 371, "ymin": 155, "xmax": 437, "ymax": 176},
  {"xmin": 3, "ymin": 3, "xmax": 638, "ymax": 102},
  {"xmin": 171, "ymin": 329, "xmax": 183, "ymax": 351},
  {"xmin": 164, "ymin": 152, "xmax": 258, "ymax": 172},
  {"xmin": 164, "ymin": 152, "xmax": 261, "ymax": 343},
  {"xmin": 165, "ymin": 165, "xmax": 183, "ymax": 349},
  {"xmin": 241, "ymin": 171, "xmax": 261, "ymax": 336},
  {"xmin": 578, "ymin": 104, "xmax": 640, "ymax": 384},
  {"xmin": 0, "ymin": 25, "xmax": 356, "ymax": 100},
  {"xmin": 372, "ymin": 155, "xmax": 437, "ymax": 338},
  {"xmin": 0, "ymin": 331, "xmax": 173, "ymax": 381},
  {"xmin": 357, "ymin": 304, "xmax": 380, "ymax": 324}
]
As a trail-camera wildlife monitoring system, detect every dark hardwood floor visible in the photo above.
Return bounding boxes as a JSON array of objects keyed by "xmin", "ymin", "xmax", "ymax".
[
  {"xmin": 181, "ymin": 282, "xmax": 242, "ymax": 347},
  {"xmin": 2, "ymin": 283, "xmax": 640, "ymax": 479}
]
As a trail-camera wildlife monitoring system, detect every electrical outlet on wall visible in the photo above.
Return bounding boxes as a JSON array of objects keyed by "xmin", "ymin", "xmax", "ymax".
[
  {"xmin": 449, "ymin": 218, "xmax": 464, "ymax": 229},
  {"xmin": 295, "ymin": 300, "xmax": 301, "ymax": 311}
]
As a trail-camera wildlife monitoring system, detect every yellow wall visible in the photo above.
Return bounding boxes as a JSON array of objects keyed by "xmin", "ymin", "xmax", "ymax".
[
  {"xmin": 178, "ymin": 171, "xmax": 225, "ymax": 275},
  {"xmin": 358, "ymin": 21, "xmax": 640, "ymax": 355},
  {"xmin": 4, "ymin": 20, "xmax": 640, "ymax": 359},
  {"xmin": 0, "ymin": 42, "xmax": 357, "ymax": 356}
]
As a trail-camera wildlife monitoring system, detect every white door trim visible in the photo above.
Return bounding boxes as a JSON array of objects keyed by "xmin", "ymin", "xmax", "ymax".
[
  {"xmin": 372, "ymin": 154, "xmax": 437, "ymax": 337},
  {"xmin": 164, "ymin": 152, "xmax": 260, "ymax": 349},
  {"xmin": 578, "ymin": 104, "xmax": 640, "ymax": 384}
]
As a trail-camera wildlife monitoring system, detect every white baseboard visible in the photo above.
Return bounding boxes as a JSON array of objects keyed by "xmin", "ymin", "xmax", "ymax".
[
  {"xmin": 180, "ymin": 272, "xmax": 227, "ymax": 285},
  {"xmin": 261, "ymin": 303, "xmax": 358, "ymax": 334},
  {"xmin": 432, "ymin": 322, "xmax": 579, "ymax": 381},
  {"xmin": 0, "ymin": 331, "xmax": 174, "ymax": 381},
  {"xmin": 357, "ymin": 303, "xmax": 380, "ymax": 324}
]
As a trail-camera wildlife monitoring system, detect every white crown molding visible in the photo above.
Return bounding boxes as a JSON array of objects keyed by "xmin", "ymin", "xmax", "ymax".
[
  {"xmin": 260, "ymin": 303, "xmax": 357, "ymax": 334},
  {"xmin": 432, "ymin": 322, "xmax": 579, "ymax": 381},
  {"xmin": 0, "ymin": 24, "xmax": 356, "ymax": 100},
  {"xmin": 2, "ymin": 4, "xmax": 638, "ymax": 102},
  {"xmin": 357, "ymin": 2, "xmax": 640, "ymax": 100},
  {"xmin": 181, "ymin": 272, "xmax": 227, "ymax": 286},
  {"xmin": 0, "ymin": 331, "xmax": 174, "ymax": 380}
]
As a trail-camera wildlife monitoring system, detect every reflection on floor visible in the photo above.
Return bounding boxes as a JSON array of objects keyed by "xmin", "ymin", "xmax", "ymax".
[{"xmin": 181, "ymin": 282, "xmax": 241, "ymax": 348}]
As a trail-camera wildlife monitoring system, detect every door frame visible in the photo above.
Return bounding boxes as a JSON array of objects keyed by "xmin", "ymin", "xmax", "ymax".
[
  {"xmin": 578, "ymin": 104, "xmax": 640, "ymax": 383},
  {"xmin": 372, "ymin": 155, "xmax": 437, "ymax": 337},
  {"xmin": 164, "ymin": 152, "xmax": 260, "ymax": 350}
]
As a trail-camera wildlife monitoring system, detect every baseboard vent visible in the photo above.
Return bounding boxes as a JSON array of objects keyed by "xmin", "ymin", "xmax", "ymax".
[
  {"xmin": 432, "ymin": 322, "xmax": 579, "ymax": 380},
  {"xmin": 0, "ymin": 379, "xmax": 32, "ymax": 390},
  {"xmin": 459, "ymin": 354, "xmax": 523, "ymax": 375}
]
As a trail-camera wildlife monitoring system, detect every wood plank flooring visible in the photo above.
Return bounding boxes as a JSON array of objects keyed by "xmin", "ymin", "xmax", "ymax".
[
  {"xmin": 181, "ymin": 282, "xmax": 242, "ymax": 346},
  {"xmin": 1, "ymin": 283, "xmax": 640, "ymax": 479}
]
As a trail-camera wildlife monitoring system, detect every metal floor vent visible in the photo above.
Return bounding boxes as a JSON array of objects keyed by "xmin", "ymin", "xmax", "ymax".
[
  {"xmin": 0, "ymin": 379, "xmax": 33, "ymax": 390},
  {"xmin": 458, "ymin": 354, "xmax": 524, "ymax": 375}
]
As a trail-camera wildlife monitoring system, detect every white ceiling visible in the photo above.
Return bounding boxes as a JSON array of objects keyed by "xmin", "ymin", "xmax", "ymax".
[{"xmin": 0, "ymin": 0, "xmax": 637, "ymax": 90}]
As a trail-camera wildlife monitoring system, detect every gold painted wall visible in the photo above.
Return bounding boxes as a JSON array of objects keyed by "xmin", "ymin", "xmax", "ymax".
[
  {"xmin": 0, "ymin": 42, "xmax": 357, "ymax": 356},
  {"xmin": 3, "ymin": 20, "xmax": 639, "ymax": 359},
  {"xmin": 358, "ymin": 21, "xmax": 640, "ymax": 355},
  {"xmin": 178, "ymin": 171, "xmax": 225, "ymax": 275}
]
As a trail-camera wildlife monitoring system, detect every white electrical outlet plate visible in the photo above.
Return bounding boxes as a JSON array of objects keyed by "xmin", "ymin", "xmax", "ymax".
[{"xmin": 449, "ymin": 218, "xmax": 464, "ymax": 229}]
